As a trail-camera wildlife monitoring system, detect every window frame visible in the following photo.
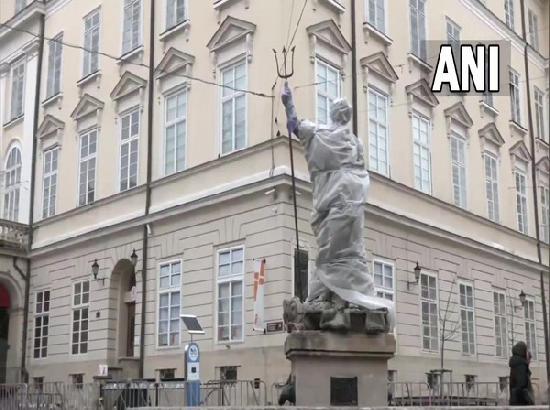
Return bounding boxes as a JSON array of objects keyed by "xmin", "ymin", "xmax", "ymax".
[
  {"xmin": 412, "ymin": 112, "xmax": 432, "ymax": 194},
  {"xmin": 121, "ymin": 0, "xmax": 143, "ymax": 56},
  {"xmin": 166, "ymin": 0, "xmax": 187, "ymax": 30},
  {"xmin": 33, "ymin": 290, "xmax": 50, "ymax": 359},
  {"xmin": 78, "ymin": 128, "xmax": 98, "ymax": 206},
  {"xmin": 163, "ymin": 87, "xmax": 188, "ymax": 175},
  {"xmin": 493, "ymin": 290, "xmax": 508, "ymax": 358},
  {"xmin": 365, "ymin": 0, "xmax": 386, "ymax": 33},
  {"xmin": 46, "ymin": 33, "xmax": 63, "ymax": 98},
  {"xmin": 367, "ymin": 87, "xmax": 389, "ymax": 176},
  {"xmin": 83, "ymin": 8, "xmax": 101, "ymax": 78},
  {"xmin": 458, "ymin": 282, "xmax": 476, "ymax": 355},
  {"xmin": 527, "ymin": 9, "xmax": 539, "ymax": 51},
  {"xmin": 534, "ymin": 87, "xmax": 545, "ymax": 141},
  {"xmin": 157, "ymin": 260, "xmax": 182, "ymax": 348},
  {"xmin": 450, "ymin": 130, "xmax": 467, "ymax": 209},
  {"xmin": 515, "ymin": 168, "xmax": 529, "ymax": 234},
  {"xmin": 409, "ymin": 0, "xmax": 427, "ymax": 61},
  {"xmin": 524, "ymin": 298, "xmax": 537, "ymax": 360},
  {"xmin": 372, "ymin": 259, "xmax": 395, "ymax": 303},
  {"xmin": 71, "ymin": 280, "xmax": 90, "ymax": 355},
  {"xmin": 42, "ymin": 147, "xmax": 59, "ymax": 219},
  {"xmin": 509, "ymin": 69, "xmax": 521, "ymax": 125},
  {"xmin": 10, "ymin": 58, "xmax": 25, "ymax": 120},
  {"xmin": 119, "ymin": 108, "xmax": 140, "ymax": 192},
  {"xmin": 419, "ymin": 271, "xmax": 439, "ymax": 352},
  {"xmin": 505, "ymin": 0, "xmax": 514, "ymax": 30},
  {"xmin": 540, "ymin": 185, "xmax": 549, "ymax": 243},
  {"xmin": 483, "ymin": 152, "xmax": 500, "ymax": 223},
  {"xmin": 315, "ymin": 58, "xmax": 342, "ymax": 126},
  {"xmin": 3, "ymin": 146, "xmax": 22, "ymax": 221}
]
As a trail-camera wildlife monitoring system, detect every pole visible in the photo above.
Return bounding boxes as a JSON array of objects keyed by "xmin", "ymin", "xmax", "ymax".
[{"xmin": 350, "ymin": 0, "xmax": 358, "ymax": 136}]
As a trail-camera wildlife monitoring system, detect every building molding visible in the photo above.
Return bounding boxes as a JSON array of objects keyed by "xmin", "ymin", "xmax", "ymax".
[
  {"xmin": 154, "ymin": 48, "xmax": 195, "ymax": 80},
  {"xmin": 306, "ymin": 19, "xmax": 351, "ymax": 67},
  {"xmin": 478, "ymin": 122, "xmax": 505, "ymax": 152},
  {"xmin": 509, "ymin": 140, "xmax": 531, "ymax": 169},
  {"xmin": 405, "ymin": 79, "xmax": 439, "ymax": 111},
  {"xmin": 110, "ymin": 71, "xmax": 147, "ymax": 102},
  {"xmin": 360, "ymin": 51, "xmax": 398, "ymax": 85},
  {"xmin": 206, "ymin": 16, "xmax": 256, "ymax": 65},
  {"xmin": 37, "ymin": 114, "xmax": 65, "ymax": 148},
  {"xmin": 444, "ymin": 101, "xmax": 474, "ymax": 129},
  {"xmin": 70, "ymin": 93, "xmax": 104, "ymax": 121}
]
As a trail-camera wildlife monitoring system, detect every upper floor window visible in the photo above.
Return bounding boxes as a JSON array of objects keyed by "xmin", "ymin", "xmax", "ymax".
[
  {"xmin": 120, "ymin": 110, "xmax": 139, "ymax": 191},
  {"xmin": 34, "ymin": 290, "xmax": 50, "ymax": 359},
  {"xmin": 366, "ymin": 0, "xmax": 385, "ymax": 33},
  {"xmin": 42, "ymin": 148, "xmax": 58, "ymax": 219},
  {"xmin": 515, "ymin": 169, "xmax": 528, "ymax": 234},
  {"xmin": 83, "ymin": 10, "xmax": 100, "ymax": 77},
  {"xmin": 420, "ymin": 273, "xmax": 438, "ymax": 351},
  {"xmin": 540, "ymin": 186, "xmax": 549, "ymax": 243},
  {"xmin": 450, "ymin": 131, "xmax": 467, "ymax": 208},
  {"xmin": 316, "ymin": 59, "xmax": 341, "ymax": 126},
  {"xmin": 493, "ymin": 291, "xmax": 507, "ymax": 357},
  {"xmin": 10, "ymin": 59, "xmax": 25, "ymax": 120},
  {"xmin": 509, "ymin": 69, "xmax": 521, "ymax": 125},
  {"xmin": 524, "ymin": 299, "xmax": 537, "ymax": 360},
  {"xmin": 122, "ymin": 0, "xmax": 142, "ymax": 55},
  {"xmin": 446, "ymin": 18, "xmax": 461, "ymax": 51},
  {"xmin": 527, "ymin": 9, "xmax": 539, "ymax": 51},
  {"xmin": 71, "ymin": 281, "xmax": 89, "ymax": 355},
  {"xmin": 158, "ymin": 261, "xmax": 181, "ymax": 347},
  {"xmin": 217, "ymin": 246, "xmax": 244, "ymax": 343},
  {"xmin": 459, "ymin": 283, "xmax": 475, "ymax": 355},
  {"xmin": 409, "ymin": 0, "xmax": 427, "ymax": 61},
  {"xmin": 166, "ymin": 0, "xmax": 187, "ymax": 29},
  {"xmin": 534, "ymin": 87, "xmax": 545, "ymax": 141},
  {"xmin": 372, "ymin": 260, "xmax": 394, "ymax": 302},
  {"xmin": 221, "ymin": 61, "xmax": 247, "ymax": 154},
  {"xmin": 505, "ymin": 0, "xmax": 514, "ymax": 30},
  {"xmin": 15, "ymin": 0, "xmax": 26, "ymax": 13},
  {"xmin": 3, "ymin": 147, "xmax": 22, "ymax": 221},
  {"xmin": 484, "ymin": 152, "xmax": 499, "ymax": 222},
  {"xmin": 46, "ymin": 35, "xmax": 63, "ymax": 98},
  {"xmin": 164, "ymin": 89, "xmax": 187, "ymax": 175},
  {"xmin": 367, "ymin": 88, "xmax": 389, "ymax": 176},
  {"xmin": 78, "ymin": 129, "xmax": 97, "ymax": 206},
  {"xmin": 412, "ymin": 113, "xmax": 431, "ymax": 194}
]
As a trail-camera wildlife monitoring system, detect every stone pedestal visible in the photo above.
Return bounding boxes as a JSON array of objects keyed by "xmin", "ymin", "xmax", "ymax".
[{"xmin": 285, "ymin": 331, "xmax": 396, "ymax": 407}]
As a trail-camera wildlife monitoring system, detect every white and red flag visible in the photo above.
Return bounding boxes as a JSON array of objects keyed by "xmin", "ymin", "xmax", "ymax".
[{"xmin": 253, "ymin": 259, "xmax": 266, "ymax": 332}]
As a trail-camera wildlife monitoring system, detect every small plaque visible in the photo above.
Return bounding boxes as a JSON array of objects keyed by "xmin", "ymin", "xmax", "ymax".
[
  {"xmin": 330, "ymin": 377, "xmax": 358, "ymax": 406},
  {"xmin": 266, "ymin": 321, "xmax": 284, "ymax": 333}
]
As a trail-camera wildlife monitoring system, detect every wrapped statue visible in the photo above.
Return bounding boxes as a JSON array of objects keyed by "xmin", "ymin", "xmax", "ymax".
[{"xmin": 281, "ymin": 82, "xmax": 394, "ymax": 333}]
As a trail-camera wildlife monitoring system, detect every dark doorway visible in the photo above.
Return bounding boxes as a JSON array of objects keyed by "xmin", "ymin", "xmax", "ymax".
[{"xmin": 0, "ymin": 284, "xmax": 11, "ymax": 384}]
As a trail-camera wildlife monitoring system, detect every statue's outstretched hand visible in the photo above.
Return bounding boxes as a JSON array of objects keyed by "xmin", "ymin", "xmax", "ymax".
[
  {"xmin": 281, "ymin": 81, "xmax": 293, "ymax": 107},
  {"xmin": 281, "ymin": 82, "xmax": 298, "ymax": 135}
]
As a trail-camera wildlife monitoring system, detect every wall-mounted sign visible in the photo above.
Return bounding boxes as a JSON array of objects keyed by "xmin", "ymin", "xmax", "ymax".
[
  {"xmin": 98, "ymin": 365, "xmax": 109, "ymax": 377},
  {"xmin": 266, "ymin": 320, "xmax": 284, "ymax": 333}
]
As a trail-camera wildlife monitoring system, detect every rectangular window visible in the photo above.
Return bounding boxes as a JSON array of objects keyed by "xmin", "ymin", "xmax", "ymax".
[
  {"xmin": 412, "ymin": 114, "xmax": 431, "ymax": 194},
  {"xmin": 42, "ymin": 148, "xmax": 58, "ymax": 218},
  {"xmin": 78, "ymin": 129, "xmax": 97, "ymax": 206},
  {"xmin": 10, "ymin": 59, "xmax": 25, "ymax": 120},
  {"xmin": 15, "ymin": 0, "xmax": 26, "ymax": 13},
  {"xmin": 120, "ymin": 110, "xmax": 139, "ymax": 191},
  {"xmin": 515, "ymin": 171, "xmax": 528, "ymax": 234},
  {"xmin": 366, "ymin": 0, "xmax": 385, "ymax": 32},
  {"xmin": 534, "ymin": 87, "xmax": 545, "ymax": 141},
  {"xmin": 159, "ymin": 368, "xmax": 176, "ymax": 380},
  {"xmin": 164, "ymin": 90, "xmax": 187, "ymax": 174},
  {"xmin": 505, "ymin": 0, "xmax": 514, "ymax": 29},
  {"xmin": 484, "ymin": 153, "xmax": 499, "ymax": 222},
  {"xmin": 217, "ymin": 247, "xmax": 244, "ymax": 343},
  {"xmin": 494, "ymin": 291, "xmax": 507, "ymax": 357},
  {"xmin": 373, "ymin": 260, "xmax": 394, "ymax": 302},
  {"xmin": 446, "ymin": 18, "xmax": 461, "ymax": 50},
  {"xmin": 509, "ymin": 69, "xmax": 521, "ymax": 124},
  {"xmin": 83, "ymin": 10, "xmax": 100, "ymax": 77},
  {"xmin": 459, "ymin": 283, "xmax": 475, "ymax": 355},
  {"xmin": 122, "ymin": 0, "xmax": 142, "ymax": 55},
  {"xmin": 409, "ymin": 0, "xmax": 427, "ymax": 60},
  {"xmin": 528, "ymin": 10, "xmax": 539, "ymax": 51},
  {"xmin": 524, "ymin": 299, "xmax": 537, "ymax": 359},
  {"xmin": 71, "ymin": 374, "xmax": 84, "ymax": 385},
  {"xmin": 158, "ymin": 261, "xmax": 181, "ymax": 347},
  {"xmin": 166, "ymin": 0, "xmax": 186, "ymax": 29},
  {"xmin": 46, "ymin": 35, "xmax": 63, "ymax": 98},
  {"xmin": 294, "ymin": 248, "xmax": 309, "ymax": 301},
  {"xmin": 221, "ymin": 61, "xmax": 247, "ymax": 154},
  {"xmin": 420, "ymin": 273, "xmax": 438, "ymax": 351},
  {"xmin": 540, "ymin": 186, "xmax": 549, "ymax": 243},
  {"xmin": 368, "ymin": 88, "xmax": 389, "ymax": 176},
  {"xmin": 450, "ymin": 133, "xmax": 467, "ymax": 208},
  {"xmin": 483, "ymin": 92, "xmax": 494, "ymax": 107},
  {"xmin": 34, "ymin": 290, "xmax": 50, "ymax": 359},
  {"xmin": 316, "ymin": 60, "xmax": 341, "ymax": 126},
  {"xmin": 71, "ymin": 281, "xmax": 89, "ymax": 355}
]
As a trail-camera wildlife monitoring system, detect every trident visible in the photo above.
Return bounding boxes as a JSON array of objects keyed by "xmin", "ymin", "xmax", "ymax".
[{"xmin": 273, "ymin": 46, "xmax": 296, "ymax": 79}]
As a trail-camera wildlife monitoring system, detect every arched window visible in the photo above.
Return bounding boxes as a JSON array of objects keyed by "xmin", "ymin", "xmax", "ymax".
[{"xmin": 4, "ymin": 147, "xmax": 22, "ymax": 221}]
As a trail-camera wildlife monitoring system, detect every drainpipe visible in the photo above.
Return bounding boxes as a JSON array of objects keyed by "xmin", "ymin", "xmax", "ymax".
[
  {"xmin": 13, "ymin": 257, "xmax": 29, "ymax": 383},
  {"xmin": 519, "ymin": 0, "xmax": 550, "ymax": 396},
  {"xmin": 138, "ymin": 0, "xmax": 155, "ymax": 379},
  {"xmin": 350, "ymin": 0, "xmax": 358, "ymax": 136}
]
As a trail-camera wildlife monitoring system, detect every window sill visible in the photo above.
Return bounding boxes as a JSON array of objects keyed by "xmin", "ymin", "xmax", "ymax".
[
  {"xmin": 42, "ymin": 92, "xmax": 63, "ymax": 108},
  {"xmin": 362, "ymin": 22, "xmax": 392, "ymax": 46},
  {"xmin": 407, "ymin": 53, "xmax": 432, "ymax": 73},
  {"xmin": 3, "ymin": 114, "xmax": 24, "ymax": 129},
  {"xmin": 319, "ymin": 0, "xmax": 346, "ymax": 12},
  {"xmin": 479, "ymin": 100, "xmax": 499, "ymax": 117},
  {"xmin": 509, "ymin": 120, "xmax": 527, "ymax": 136},
  {"xmin": 159, "ymin": 20, "xmax": 190, "ymax": 41},
  {"xmin": 118, "ymin": 46, "xmax": 144, "ymax": 64},
  {"xmin": 213, "ymin": 0, "xmax": 242, "ymax": 9},
  {"xmin": 77, "ymin": 71, "xmax": 101, "ymax": 88}
]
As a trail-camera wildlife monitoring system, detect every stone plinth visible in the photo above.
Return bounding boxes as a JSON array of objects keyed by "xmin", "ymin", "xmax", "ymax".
[{"xmin": 285, "ymin": 331, "xmax": 396, "ymax": 407}]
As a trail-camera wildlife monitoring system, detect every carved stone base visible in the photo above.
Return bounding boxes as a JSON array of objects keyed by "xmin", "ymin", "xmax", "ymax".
[{"xmin": 285, "ymin": 331, "xmax": 396, "ymax": 407}]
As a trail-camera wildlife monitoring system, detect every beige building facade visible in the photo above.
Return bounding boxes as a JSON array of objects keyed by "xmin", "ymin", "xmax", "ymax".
[{"xmin": 0, "ymin": 0, "xmax": 549, "ymax": 401}]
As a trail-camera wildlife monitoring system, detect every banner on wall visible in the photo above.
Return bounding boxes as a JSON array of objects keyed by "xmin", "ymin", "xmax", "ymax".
[{"xmin": 253, "ymin": 259, "xmax": 266, "ymax": 333}]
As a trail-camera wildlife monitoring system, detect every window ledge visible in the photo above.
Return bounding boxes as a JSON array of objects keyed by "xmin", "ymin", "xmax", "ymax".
[
  {"xmin": 362, "ymin": 22, "xmax": 392, "ymax": 46},
  {"xmin": 159, "ymin": 20, "xmax": 190, "ymax": 41},
  {"xmin": 3, "ymin": 114, "xmax": 24, "ymax": 129},
  {"xmin": 77, "ymin": 71, "xmax": 101, "ymax": 88},
  {"xmin": 42, "ymin": 92, "xmax": 63, "ymax": 108},
  {"xmin": 407, "ymin": 53, "xmax": 432, "ymax": 73},
  {"xmin": 509, "ymin": 120, "xmax": 528, "ymax": 136},
  {"xmin": 319, "ymin": 0, "xmax": 346, "ymax": 12},
  {"xmin": 118, "ymin": 46, "xmax": 144, "ymax": 65},
  {"xmin": 479, "ymin": 100, "xmax": 499, "ymax": 117},
  {"xmin": 213, "ymin": 0, "xmax": 245, "ymax": 9}
]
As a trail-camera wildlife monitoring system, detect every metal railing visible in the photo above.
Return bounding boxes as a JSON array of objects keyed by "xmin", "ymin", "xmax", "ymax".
[{"xmin": 0, "ymin": 219, "xmax": 29, "ymax": 250}]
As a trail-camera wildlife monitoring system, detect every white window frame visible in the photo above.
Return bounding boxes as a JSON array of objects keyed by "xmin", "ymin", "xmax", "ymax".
[
  {"xmin": 527, "ymin": 9, "xmax": 539, "ymax": 51},
  {"xmin": 71, "ymin": 280, "xmax": 89, "ymax": 355},
  {"xmin": 493, "ymin": 290, "xmax": 508, "ymax": 358},
  {"xmin": 83, "ymin": 9, "xmax": 100, "ymax": 77},
  {"xmin": 78, "ymin": 128, "xmax": 98, "ymax": 206},
  {"xmin": 515, "ymin": 169, "xmax": 529, "ymax": 234},
  {"xmin": 46, "ymin": 34, "xmax": 63, "ymax": 98},
  {"xmin": 524, "ymin": 298, "xmax": 537, "ymax": 360},
  {"xmin": 33, "ymin": 290, "xmax": 50, "ymax": 359},
  {"xmin": 409, "ymin": 0, "xmax": 427, "ymax": 61},
  {"xmin": 484, "ymin": 152, "xmax": 500, "ymax": 223},
  {"xmin": 459, "ymin": 282, "xmax": 476, "ymax": 355},
  {"xmin": 220, "ymin": 60, "xmax": 247, "ymax": 155},
  {"xmin": 3, "ymin": 146, "xmax": 22, "ymax": 221},
  {"xmin": 164, "ymin": 88, "xmax": 187, "ymax": 175},
  {"xmin": 365, "ymin": 0, "xmax": 386, "ymax": 33},
  {"xmin": 505, "ymin": 0, "xmax": 514, "ymax": 30},
  {"xmin": 450, "ymin": 131, "xmax": 467, "ymax": 208},
  {"xmin": 122, "ymin": 0, "xmax": 143, "ymax": 55},
  {"xmin": 10, "ymin": 59, "xmax": 25, "ymax": 120},
  {"xmin": 119, "ymin": 109, "xmax": 140, "ymax": 192},
  {"xmin": 420, "ymin": 272, "xmax": 439, "ymax": 352},
  {"xmin": 412, "ymin": 113, "xmax": 432, "ymax": 194},
  {"xmin": 216, "ymin": 246, "xmax": 245, "ymax": 344},
  {"xmin": 315, "ymin": 59, "xmax": 341, "ymax": 126},
  {"xmin": 157, "ymin": 260, "xmax": 182, "ymax": 348},
  {"xmin": 42, "ymin": 147, "xmax": 58, "ymax": 219},
  {"xmin": 534, "ymin": 87, "xmax": 545, "ymax": 141},
  {"xmin": 509, "ymin": 69, "xmax": 521, "ymax": 125},
  {"xmin": 166, "ymin": 0, "xmax": 187, "ymax": 30},
  {"xmin": 367, "ymin": 87, "xmax": 389, "ymax": 176},
  {"xmin": 372, "ymin": 259, "xmax": 394, "ymax": 303},
  {"xmin": 540, "ymin": 185, "xmax": 549, "ymax": 244},
  {"xmin": 446, "ymin": 17, "xmax": 461, "ymax": 50}
]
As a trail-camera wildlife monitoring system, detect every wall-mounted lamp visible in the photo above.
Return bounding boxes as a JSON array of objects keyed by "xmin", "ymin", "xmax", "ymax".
[
  {"xmin": 407, "ymin": 262, "xmax": 422, "ymax": 291},
  {"xmin": 514, "ymin": 290, "xmax": 527, "ymax": 312},
  {"xmin": 91, "ymin": 259, "xmax": 106, "ymax": 285},
  {"xmin": 131, "ymin": 249, "xmax": 138, "ymax": 268}
]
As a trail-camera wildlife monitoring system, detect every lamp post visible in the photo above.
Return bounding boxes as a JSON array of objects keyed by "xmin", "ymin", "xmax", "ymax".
[
  {"xmin": 407, "ymin": 262, "xmax": 422, "ymax": 291},
  {"xmin": 510, "ymin": 290, "xmax": 527, "ymax": 346},
  {"xmin": 91, "ymin": 259, "xmax": 105, "ymax": 285}
]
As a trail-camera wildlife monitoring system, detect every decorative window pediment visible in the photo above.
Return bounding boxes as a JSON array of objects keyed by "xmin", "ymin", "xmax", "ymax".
[
  {"xmin": 405, "ymin": 79, "xmax": 439, "ymax": 108},
  {"xmin": 110, "ymin": 71, "xmax": 147, "ymax": 101},
  {"xmin": 207, "ymin": 16, "xmax": 256, "ymax": 65},
  {"xmin": 509, "ymin": 140, "xmax": 531, "ymax": 169},
  {"xmin": 306, "ymin": 20, "xmax": 351, "ymax": 65},
  {"xmin": 155, "ymin": 48, "xmax": 195, "ymax": 80},
  {"xmin": 536, "ymin": 157, "xmax": 549, "ymax": 180},
  {"xmin": 360, "ymin": 52, "xmax": 398, "ymax": 84},
  {"xmin": 444, "ymin": 102, "xmax": 473, "ymax": 139},
  {"xmin": 478, "ymin": 122, "xmax": 505, "ymax": 152},
  {"xmin": 70, "ymin": 94, "xmax": 104, "ymax": 121},
  {"xmin": 37, "ymin": 114, "xmax": 64, "ymax": 148}
]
